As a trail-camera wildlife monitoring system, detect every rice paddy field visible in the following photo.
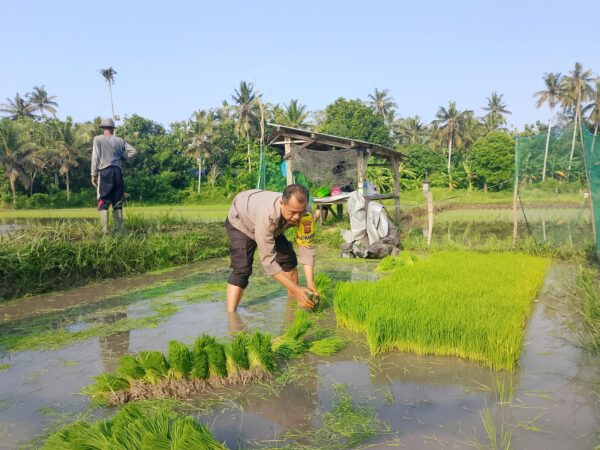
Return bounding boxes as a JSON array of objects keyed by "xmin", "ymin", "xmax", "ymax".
[{"xmin": 0, "ymin": 202, "xmax": 599, "ymax": 449}]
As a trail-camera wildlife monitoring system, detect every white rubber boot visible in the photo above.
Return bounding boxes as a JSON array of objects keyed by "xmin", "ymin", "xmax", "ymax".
[
  {"xmin": 99, "ymin": 210, "xmax": 109, "ymax": 234},
  {"xmin": 113, "ymin": 209, "xmax": 124, "ymax": 232}
]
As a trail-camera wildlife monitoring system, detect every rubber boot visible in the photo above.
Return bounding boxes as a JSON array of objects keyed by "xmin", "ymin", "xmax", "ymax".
[
  {"xmin": 113, "ymin": 209, "xmax": 124, "ymax": 232},
  {"xmin": 99, "ymin": 210, "xmax": 109, "ymax": 234}
]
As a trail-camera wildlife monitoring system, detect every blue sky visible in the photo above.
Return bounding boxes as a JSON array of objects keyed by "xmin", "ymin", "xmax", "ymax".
[{"xmin": 1, "ymin": 0, "xmax": 599, "ymax": 129}]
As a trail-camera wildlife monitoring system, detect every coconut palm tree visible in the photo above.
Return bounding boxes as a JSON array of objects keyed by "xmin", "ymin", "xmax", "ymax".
[
  {"xmin": 435, "ymin": 101, "xmax": 472, "ymax": 187},
  {"xmin": 561, "ymin": 62, "xmax": 595, "ymax": 170},
  {"xmin": 231, "ymin": 81, "xmax": 260, "ymax": 172},
  {"xmin": 283, "ymin": 99, "xmax": 309, "ymax": 128},
  {"xmin": 482, "ymin": 92, "xmax": 511, "ymax": 130},
  {"xmin": 533, "ymin": 72, "xmax": 564, "ymax": 181},
  {"xmin": 393, "ymin": 116, "xmax": 427, "ymax": 146},
  {"xmin": 51, "ymin": 118, "xmax": 92, "ymax": 201},
  {"xmin": 29, "ymin": 86, "xmax": 58, "ymax": 121},
  {"xmin": 367, "ymin": 88, "xmax": 397, "ymax": 128},
  {"xmin": 583, "ymin": 81, "xmax": 600, "ymax": 152},
  {"xmin": 0, "ymin": 120, "xmax": 39, "ymax": 203},
  {"xmin": 99, "ymin": 67, "xmax": 117, "ymax": 119},
  {"xmin": 0, "ymin": 93, "xmax": 36, "ymax": 120},
  {"xmin": 187, "ymin": 110, "xmax": 218, "ymax": 194}
]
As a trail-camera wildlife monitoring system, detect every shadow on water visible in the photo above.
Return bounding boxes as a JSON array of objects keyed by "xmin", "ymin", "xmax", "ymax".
[{"xmin": 0, "ymin": 257, "xmax": 598, "ymax": 449}]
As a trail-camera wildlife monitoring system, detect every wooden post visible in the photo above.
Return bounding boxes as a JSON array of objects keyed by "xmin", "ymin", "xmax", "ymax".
[
  {"xmin": 391, "ymin": 155, "xmax": 401, "ymax": 227},
  {"xmin": 357, "ymin": 148, "xmax": 366, "ymax": 195},
  {"xmin": 284, "ymin": 137, "xmax": 293, "ymax": 186}
]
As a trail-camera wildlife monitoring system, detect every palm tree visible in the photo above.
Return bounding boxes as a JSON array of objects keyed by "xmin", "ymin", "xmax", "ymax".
[
  {"xmin": 99, "ymin": 67, "xmax": 117, "ymax": 119},
  {"xmin": 0, "ymin": 93, "xmax": 36, "ymax": 120},
  {"xmin": 482, "ymin": 92, "xmax": 511, "ymax": 130},
  {"xmin": 561, "ymin": 62, "xmax": 595, "ymax": 170},
  {"xmin": 51, "ymin": 118, "xmax": 92, "ymax": 201},
  {"xmin": 231, "ymin": 81, "xmax": 260, "ymax": 172},
  {"xmin": 583, "ymin": 81, "xmax": 600, "ymax": 152},
  {"xmin": 393, "ymin": 116, "xmax": 427, "ymax": 145},
  {"xmin": 367, "ymin": 88, "xmax": 397, "ymax": 128},
  {"xmin": 435, "ymin": 101, "xmax": 472, "ymax": 187},
  {"xmin": 283, "ymin": 99, "xmax": 309, "ymax": 128},
  {"xmin": 0, "ymin": 120, "xmax": 38, "ymax": 203},
  {"xmin": 187, "ymin": 110, "xmax": 218, "ymax": 194},
  {"xmin": 534, "ymin": 72, "xmax": 563, "ymax": 181},
  {"xmin": 29, "ymin": 86, "xmax": 58, "ymax": 121}
]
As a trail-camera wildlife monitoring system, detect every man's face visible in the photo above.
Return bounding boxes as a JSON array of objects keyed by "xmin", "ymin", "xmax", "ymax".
[{"xmin": 280, "ymin": 195, "xmax": 307, "ymax": 225}]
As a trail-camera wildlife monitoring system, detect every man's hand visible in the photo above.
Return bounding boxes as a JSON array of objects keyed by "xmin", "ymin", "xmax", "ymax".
[
  {"xmin": 294, "ymin": 286, "xmax": 315, "ymax": 309},
  {"xmin": 91, "ymin": 175, "xmax": 98, "ymax": 187}
]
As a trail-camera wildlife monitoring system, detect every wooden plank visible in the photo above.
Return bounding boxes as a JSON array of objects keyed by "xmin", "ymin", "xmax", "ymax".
[{"xmin": 284, "ymin": 137, "xmax": 293, "ymax": 185}]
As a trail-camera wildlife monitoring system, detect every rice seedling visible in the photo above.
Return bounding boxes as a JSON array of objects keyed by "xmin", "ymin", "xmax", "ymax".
[
  {"xmin": 313, "ymin": 273, "xmax": 334, "ymax": 310},
  {"xmin": 138, "ymin": 351, "xmax": 169, "ymax": 384},
  {"xmin": 273, "ymin": 336, "xmax": 309, "ymax": 358},
  {"xmin": 283, "ymin": 309, "xmax": 312, "ymax": 340},
  {"xmin": 117, "ymin": 355, "xmax": 146, "ymax": 380},
  {"xmin": 168, "ymin": 341, "xmax": 193, "ymax": 379},
  {"xmin": 376, "ymin": 252, "xmax": 418, "ymax": 272},
  {"xmin": 308, "ymin": 336, "xmax": 346, "ymax": 356},
  {"xmin": 334, "ymin": 251, "xmax": 550, "ymax": 371},
  {"xmin": 83, "ymin": 373, "xmax": 130, "ymax": 403},
  {"xmin": 247, "ymin": 331, "xmax": 275, "ymax": 373},
  {"xmin": 206, "ymin": 342, "xmax": 228, "ymax": 379},
  {"xmin": 42, "ymin": 402, "xmax": 227, "ymax": 449}
]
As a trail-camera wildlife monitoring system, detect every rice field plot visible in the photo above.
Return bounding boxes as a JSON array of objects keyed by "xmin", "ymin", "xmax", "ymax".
[{"xmin": 334, "ymin": 251, "xmax": 551, "ymax": 371}]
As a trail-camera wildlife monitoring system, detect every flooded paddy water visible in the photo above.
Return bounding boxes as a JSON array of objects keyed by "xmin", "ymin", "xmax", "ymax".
[{"xmin": 0, "ymin": 252, "xmax": 598, "ymax": 449}]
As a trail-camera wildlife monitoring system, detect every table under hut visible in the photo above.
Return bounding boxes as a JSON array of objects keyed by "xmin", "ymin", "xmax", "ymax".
[{"xmin": 267, "ymin": 124, "xmax": 407, "ymax": 227}]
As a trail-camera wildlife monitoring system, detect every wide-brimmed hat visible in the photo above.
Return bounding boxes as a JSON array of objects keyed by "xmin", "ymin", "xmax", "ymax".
[{"xmin": 100, "ymin": 117, "xmax": 116, "ymax": 128}]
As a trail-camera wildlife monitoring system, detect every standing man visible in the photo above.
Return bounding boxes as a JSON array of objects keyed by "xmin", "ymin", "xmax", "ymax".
[
  {"xmin": 226, "ymin": 184, "xmax": 317, "ymax": 312},
  {"xmin": 91, "ymin": 118, "xmax": 136, "ymax": 233}
]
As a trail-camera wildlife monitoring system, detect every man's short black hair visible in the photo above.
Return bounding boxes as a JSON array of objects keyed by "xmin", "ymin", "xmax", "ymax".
[{"xmin": 282, "ymin": 184, "xmax": 309, "ymax": 204}]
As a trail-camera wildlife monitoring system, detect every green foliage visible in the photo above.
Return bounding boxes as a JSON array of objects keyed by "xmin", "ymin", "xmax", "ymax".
[
  {"xmin": 206, "ymin": 342, "xmax": 228, "ymax": 379},
  {"xmin": 403, "ymin": 143, "xmax": 446, "ymax": 182},
  {"xmin": 335, "ymin": 251, "xmax": 550, "ymax": 371},
  {"xmin": 138, "ymin": 351, "xmax": 169, "ymax": 384},
  {"xmin": 316, "ymin": 98, "xmax": 392, "ymax": 147},
  {"xmin": 283, "ymin": 309, "xmax": 313, "ymax": 340},
  {"xmin": 376, "ymin": 252, "xmax": 418, "ymax": 272},
  {"xmin": 117, "ymin": 355, "xmax": 146, "ymax": 380},
  {"xmin": 247, "ymin": 331, "xmax": 275, "ymax": 372},
  {"xmin": 0, "ymin": 220, "xmax": 228, "ymax": 300},
  {"xmin": 575, "ymin": 267, "xmax": 600, "ymax": 353},
  {"xmin": 470, "ymin": 131, "xmax": 515, "ymax": 190},
  {"xmin": 42, "ymin": 403, "xmax": 227, "ymax": 450}
]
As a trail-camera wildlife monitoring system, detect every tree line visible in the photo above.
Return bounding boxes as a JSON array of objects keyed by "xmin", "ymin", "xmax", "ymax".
[{"xmin": 1, "ymin": 62, "xmax": 598, "ymax": 207}]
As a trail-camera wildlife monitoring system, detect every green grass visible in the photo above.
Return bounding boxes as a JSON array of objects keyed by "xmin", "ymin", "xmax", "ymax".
[
  {"xmin": 334, "ymin": 251, "xmax": 550, "ymax": 371},
  {"xmin": 0, "ymin": 204, "xmax": 230, "ymax": 221},
  {"xmin": 0, "ymin": 363, "xmax": 11, "ymax": 371},
  {"xmin": 41, "ymin": 402, "xmax": 227, "ymax": 450},
  {"xmin": 575, "ymin": 266, "xmax": 600, "ymax": 353},
  {"xmin": 0, "ymin": 220, "xmax": 228, "ymax": 300}
]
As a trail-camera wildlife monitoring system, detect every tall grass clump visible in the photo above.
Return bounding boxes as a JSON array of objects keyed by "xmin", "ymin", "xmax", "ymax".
[
  {"xmin": 575, "ymin": 266, "xmax": 600, "ymax": 353},
  {"xmin": 42, "ymin": 402, "xmax": 226, "ymax": 449},
  {"xmin": 334, "ymin": 251, "xmax": 550, "ymax": 371},
  {"xmin": 0, "ymin": 220, "xmax": 228, "ymax": 300}
]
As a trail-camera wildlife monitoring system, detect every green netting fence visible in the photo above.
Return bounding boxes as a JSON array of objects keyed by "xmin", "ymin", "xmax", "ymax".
[{"xmin": 515, "ymin": 122, "xmax": 599, "ymax": 253}]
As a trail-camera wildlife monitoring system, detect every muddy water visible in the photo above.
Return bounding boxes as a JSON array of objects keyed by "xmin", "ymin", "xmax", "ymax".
[{"xmin": 0, "ymin": 258, "xmax": 598, "ymax": 449}]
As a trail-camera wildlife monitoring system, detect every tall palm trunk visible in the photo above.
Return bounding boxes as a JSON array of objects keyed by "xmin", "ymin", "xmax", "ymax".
[
  {"xmin": 568, "ymin": 90, "xmax": 581, "ymax": 172},
  {"xmin": 542, "ymin": 113, "xmax": 553, "ymax": 181},
  {"xmin": 9, "ymin": 172, "xmax": 17, "ymax": 205},
  {"xmin": 246, "ymin": 130, "xmax": 251, "ymax": 173},
  {"xmin": 197, "ymin": 158, "xmax": 203, "ymax": 195},
  {"xmin": 447, "ymin": 136, "xmax": 453, "ymax": 190},
  {"xmin": 66, "ymin": 170, "xmax": 70, "ymax": 201},
  {"xmin": 108, "ymin": 83, "xmax": 115, "ymax": 119}
]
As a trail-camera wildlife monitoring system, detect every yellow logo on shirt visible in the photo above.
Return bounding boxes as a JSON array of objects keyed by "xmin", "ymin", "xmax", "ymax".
[{"xmin": 296, "ymin": 212, "xmax": 315, "ymax": 247}]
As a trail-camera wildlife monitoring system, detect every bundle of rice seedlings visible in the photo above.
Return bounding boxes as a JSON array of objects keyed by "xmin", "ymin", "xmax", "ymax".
[
  {"xmin": 117, "ymin": 355, "xmax": 146, "ymax": 380},
  {"xmin": 206, "ymin": 342, "xmax": 228, "ymax": 380},
  {"xmin": 138, "ymin": 351, "xmax": 169, "ymax": 384},
  {"xmin": 272, "ymin": 336, "xmax": 308, "ymax": 359},
  {"xmin": 84, "ymin": 373, "xmax": 130, "ymax": 403},
  {"xmin": 167, "ymin": 341, "xmax": 193, "ymax": 379},
  {"xmin": 313, "ymin": 273, "xmax": 334, "ymax": 309},
  {"xmin": 42, "ymin": 403, "xmax": 227, "ymax": 450},
  {"xmin": 247, "ymin": 331, "xmax": 275, "ymax": 375},
  {"xmin": 230, "ymin": 332, "xmax": 250, "ymax": 370},
  {"xmin": 376, "ymin": 252, "xmax": 417, "ymax": 272},
  {"xmin": 308, "ymin": 336, "xmax": 345, "ymax": 356},
  {"xmin": 283, "ymin": 309, "xmax": 313, "ymax": 340}
]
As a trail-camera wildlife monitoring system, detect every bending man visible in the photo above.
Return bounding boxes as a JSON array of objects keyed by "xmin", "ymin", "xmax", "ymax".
[
  {"xmin": 226, "ymin": 184, "xmax": 316, "ymax": 312},
  {"xmin": 91, "ymin": 117, "xmax": 136, "ymax": 233}
]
